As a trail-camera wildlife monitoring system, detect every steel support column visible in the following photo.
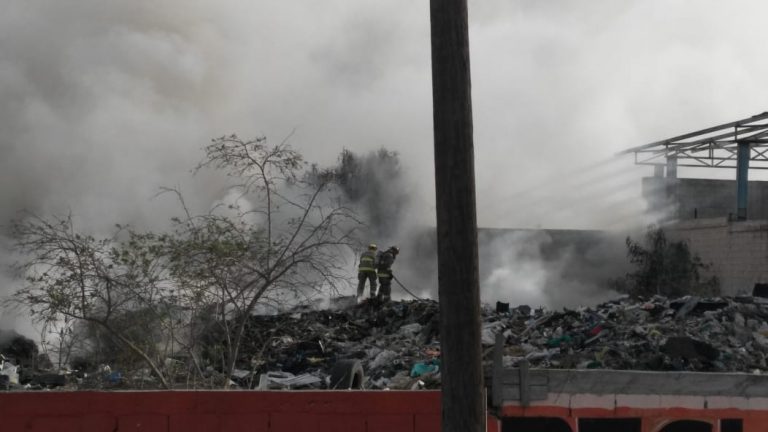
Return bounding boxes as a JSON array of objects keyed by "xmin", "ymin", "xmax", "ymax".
[
  {"xmin": 666, "ymin": 155, "xmax": 678, "ymax": 179},
  {"xmin": 737, "ymin": 142, "xmax": 750, "ymax": 220},
  {"xmin": 664, "ymin": 155, "xmax": 678, "ymax": 220}
]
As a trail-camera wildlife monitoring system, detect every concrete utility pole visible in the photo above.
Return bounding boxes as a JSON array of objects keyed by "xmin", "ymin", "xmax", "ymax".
[{"xmin": 429, "ymin": 1, "xmax": 484, "ymax": 431}]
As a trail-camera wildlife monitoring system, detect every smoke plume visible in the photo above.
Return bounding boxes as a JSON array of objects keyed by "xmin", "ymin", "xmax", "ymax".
[{"xmin": 4, "ymin": 0, "xmax": 768, "ymax": 335}]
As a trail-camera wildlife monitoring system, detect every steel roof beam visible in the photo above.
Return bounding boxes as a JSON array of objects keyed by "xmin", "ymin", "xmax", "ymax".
[{"xmin": 619, "ymin": 112, "xmax": 768, "ymax": 154}]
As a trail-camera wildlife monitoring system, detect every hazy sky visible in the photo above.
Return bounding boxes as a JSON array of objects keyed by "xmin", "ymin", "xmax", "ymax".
[
  {"xmin": 3, "ymin": 0, "xmax": 768, "ymax": 332},
  {"xmin": 3, "ymin": 0, "xmax": 768, "ymax": 233}
]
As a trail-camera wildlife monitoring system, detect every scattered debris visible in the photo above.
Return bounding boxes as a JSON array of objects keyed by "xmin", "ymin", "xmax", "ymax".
[
  {"xmin": 329, "ymin": 359, "xmax": 364, "ymax": 389},
  {"xmin": 410, "ymin": 359, "xmax": 439, "ymax": 377},
  {"xmin": 238, "ymin": 294, "xmax": 768, "ymax": 389},
  {"xmin": 497, "ymin": 295, "xmax": 768, "ymax": 373},
  {"xmin": 0, "ymin": 357, "xmax": 19, "ymax": 387},
  {"xmin": 258, "ymin": 371, "xmax": 324, "ymax": 390},
  {"xmin": 8, "ymin": 293, "xmax": 768, "ymax": 391},
  {"xmin": 238, "ymin": 299, "xmax": 442, "ymax": 390}
]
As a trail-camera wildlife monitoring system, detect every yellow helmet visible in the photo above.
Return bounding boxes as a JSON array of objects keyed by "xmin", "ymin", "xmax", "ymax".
[{"xmin": 368, "ymin": 243, "xmax": 377, "ymax": 250}]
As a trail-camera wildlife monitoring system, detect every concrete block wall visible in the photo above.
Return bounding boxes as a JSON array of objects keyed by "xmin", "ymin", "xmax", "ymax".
[
  {"xmin": 643, "ymin": 177, "xmax": 768, "ymax": 221},
  {"xmin": 668, "ymin": 217, "xmax": 768, "ymax": 295}
]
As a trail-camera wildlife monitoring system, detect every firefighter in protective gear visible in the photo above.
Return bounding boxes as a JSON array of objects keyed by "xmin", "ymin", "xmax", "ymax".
[
  {"xmin": 357, "ymin": 244, "xmax": 378, "ymax": 299},
  {"xmin": 376, "ymin": 246, "xmax": 399, "ymax": 302}
]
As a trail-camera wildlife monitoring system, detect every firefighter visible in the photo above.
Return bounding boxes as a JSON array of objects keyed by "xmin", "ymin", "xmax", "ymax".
[
  {"xmin": 376, "ymin": 246, "xmax": 399, "ymax": 302},
  {"xmin": 357, "ymin": 243, "xmax": 378, "ymax": 300}
]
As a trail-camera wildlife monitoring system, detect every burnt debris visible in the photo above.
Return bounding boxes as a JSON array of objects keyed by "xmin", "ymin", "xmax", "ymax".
[{"xmin": 6, "ymin": 294, "xmax": 768, "ymax": 391}]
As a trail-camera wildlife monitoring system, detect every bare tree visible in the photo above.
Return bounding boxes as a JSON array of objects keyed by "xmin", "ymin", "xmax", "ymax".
[
  {"xmin": 161, "ymin": 135, "xmax": 360, "ymax": 384},
  {"xmin": 7, "ymin": 213, "xmax": 174, "ymax": 388},
  {"xmin": 6, "ymin": 136, "xmax": 359, "ymax": 389},
  {"xmin": 39, "ymin": 314, "xmax": 80, "ymax": 371}
]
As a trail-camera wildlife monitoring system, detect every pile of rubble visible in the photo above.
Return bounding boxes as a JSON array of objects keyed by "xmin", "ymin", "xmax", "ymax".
[
  {"xmin": 238, "ymin": 298, "xmax": 442, "ymax": 390},
  {"xmin": 0, "ymin": 331, "xmax": 63, "ymax": 391},
  {"xmin": 239, "ymin": 294, "xmax": 768, "ymax": 390},
  {"xmin": 493, "ymin": 295, "xmax": 768, "ymax": 373},
  {"xmin": 6, "ymin": 294, "xmax": 768, "ymax": 391}
]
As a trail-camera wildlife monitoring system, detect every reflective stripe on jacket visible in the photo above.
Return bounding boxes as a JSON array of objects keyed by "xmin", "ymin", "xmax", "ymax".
[{"xmin": 358, "ymin": 250, "xmax": 377, "ymax": 272}]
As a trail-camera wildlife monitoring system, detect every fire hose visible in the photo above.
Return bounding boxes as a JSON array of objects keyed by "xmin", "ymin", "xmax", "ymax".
[{"xmin": 393, "ymin": 275, "xmax": 422, "ymax": 300}]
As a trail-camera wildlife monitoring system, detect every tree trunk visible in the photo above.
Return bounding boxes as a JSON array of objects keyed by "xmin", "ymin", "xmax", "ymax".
[{"xmin": 104, "ymin": 324, "xmax": 170, "ymax": 389}]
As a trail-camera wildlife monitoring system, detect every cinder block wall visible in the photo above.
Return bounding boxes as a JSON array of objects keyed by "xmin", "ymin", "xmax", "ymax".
[
  {"xmin": 668, "ymin": 217, "xmax": 768, "ymax": 295},
  {"xmin": 643, "ymin": 178, "xmax": 768, "ymax": 221}
]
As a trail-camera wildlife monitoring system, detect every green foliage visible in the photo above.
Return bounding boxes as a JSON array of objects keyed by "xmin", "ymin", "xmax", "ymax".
[
  {"xmin": 616, "ymin": 226, "xmax": 719, "ymax": 298},
  {"xmin": 80, "ymin": 308, "xmax": 166, "ymax": 370},
  {"xmin": 7, "ymin": 134, "xmax": 360, "ymax": 388},
  {"xmin": 7, "ymin": 213, "xmax": 175, "ymax": 386},
  {"xmin": 10, "ymin": 215, "xmax": 166, "ymax": 324},
  {"xmin": 171, "ymin": 135, "xmax": 359, "ymax": 378}
]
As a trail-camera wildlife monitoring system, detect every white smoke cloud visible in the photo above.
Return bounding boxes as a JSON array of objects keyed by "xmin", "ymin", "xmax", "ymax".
[
  {"xmin": 2, "ymin": 0, "xmax": 768, "ymax": 328},
  {"xmin": 4, "ymin": 1, "xmax": 768, "ymax": 229},
  {"xmin": 478, "ymin": 230, "xmax": 626, "ymax": 309}
]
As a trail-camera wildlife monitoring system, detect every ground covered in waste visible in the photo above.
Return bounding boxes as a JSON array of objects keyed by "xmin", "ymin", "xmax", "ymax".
[
  {"xmin": 5, "ymin": 294, "xmax": 768, "ymax": 391},
  {"xmin": 235, "ymin": 294, "xmax": 768, "ymax": 390}
]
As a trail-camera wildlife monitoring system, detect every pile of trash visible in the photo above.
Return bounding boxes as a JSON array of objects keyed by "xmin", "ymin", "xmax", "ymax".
[
  {"xmin": 492, "ymin": 295, "xmax": 768, "ymax": 373},
  {"xmin": 0, "ymin": 355, "xmax": 18, "ymax": 390},
  {"xmin": 0, "ymin": 331, "xmax": 67, "ymax": 391},
  {"xmin": 238, "ymin": 298, "xmax": 442, "ymax": 390},
  {"xmin": 6, "ymin": 294, "xmax": 768, "ymax": 391},
  {"xmin": 238, "ymin": 294, "xmax": 768, "ymax": 390}
]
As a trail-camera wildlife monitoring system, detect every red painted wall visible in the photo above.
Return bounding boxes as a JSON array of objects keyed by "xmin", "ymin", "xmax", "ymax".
[
  {"xmin": 501, "ymin": 405, "xmax": 763, "ymax": 432},
  {"xmin": 3, "ymin": 391, "xmax": 760, "ymax": 431},
  {"xmin": 0, "ymin": 391, "xmax": 448, "ymax": 432}
]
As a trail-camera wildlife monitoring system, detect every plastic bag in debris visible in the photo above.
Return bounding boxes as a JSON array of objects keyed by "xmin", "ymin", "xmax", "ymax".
[
  {"xmin": 106, "ymin": 371, "xmax": 122, "ymax": 384},
  {"xmin": 482, "ymin": 321, "xmax": 505, "ymax": 346},
  {"xmin": 369, "ymin": 350, "xmax": 398, "ymax": 370},
  {"xmin": 1, "ymin": 361, "xmax": 19, "ymax": 385},
  {"xmin": 231, "ymin": 369, "xmax": 251, "ymax": 380},
  {"xmin": 131, "ymin": 368, "xmax": 154, "ymax": 383},
  {"xmin": 399, "ymin": 323, "xmax": 422, "ymax": 338},
  {"xmin": 371, "ymin": 376, "xmax": 391, "ymax": 389},
  {"xmin": 410, "ymin": 359, "xmax": 440, "ymax": 377},
  {"xmin": 258, "ymin": 371, "xmax": 322, "ymax": 389},
  {"xmin": 546, "ymin": 335, "xmax": 573, "ymax": 348}
]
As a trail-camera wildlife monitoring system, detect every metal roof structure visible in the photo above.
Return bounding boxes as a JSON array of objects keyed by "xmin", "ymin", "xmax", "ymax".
[{"xmin": 621, "ymin": 112, "xmax": 768, "ymax": 169}]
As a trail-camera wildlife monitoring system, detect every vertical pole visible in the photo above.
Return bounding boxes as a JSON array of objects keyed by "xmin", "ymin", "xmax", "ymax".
[
  {"xmin": 664, "ymin": 154, "xmax": 678, "ymax": 221},
  {"xmin": 736, "ymin": 142, "xmax": 750, "ymax": 220},
  {"xmin": 519, "ymin": 359, "xmax": 530, "ymax": 407},
  {"xmin": 491, "ymin": 333, "xmax": 503, "ymax": 409},
  {"xmin": 429, "ymin": 1, "xmax": 483, "ymax": 432},
  {"xmin": 666, "ymin": 154, "xmax": 678, "ymax": 179}
]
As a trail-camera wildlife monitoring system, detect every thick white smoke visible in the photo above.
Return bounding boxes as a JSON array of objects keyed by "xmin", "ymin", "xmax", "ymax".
[{"xmin": 3, "ymin": 0, "xmax": 768, "ymax": 333}]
